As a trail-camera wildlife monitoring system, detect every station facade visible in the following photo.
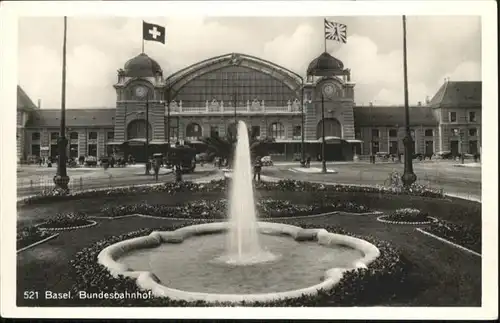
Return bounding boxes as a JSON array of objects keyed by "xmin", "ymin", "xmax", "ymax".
[{"xmin": 17, "ymin": 52, "xmax": 482, "ymax": 162}]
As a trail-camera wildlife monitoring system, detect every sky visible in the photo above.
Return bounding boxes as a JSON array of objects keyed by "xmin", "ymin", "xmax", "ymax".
[{"xmin": 17, "ymin": 16, "xmax": 481, "ymax": 109}]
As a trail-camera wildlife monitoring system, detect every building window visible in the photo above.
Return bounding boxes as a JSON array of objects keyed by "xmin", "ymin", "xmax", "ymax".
[
  {"xmin": 424, "ymin": 129, "xmax": 433, "ymax": 136},
  {"xmin": 31, "ymin": 132, "xmax": 41, "ymax": 141},
  {"xmin": 451, "ymin": 128, "xmax": 460, "ymax": 136},
  {"xmin": 469, "ymin": 111, "xmax": 476, "ymax": 122},
  {"xmin": 31, "ymin": 144, "xmax": 40, "ymax": 156},
  {"xmin": 70, "ymin": 131, "xmax": 79, "ymax": 140},
  {"xmin": 371, "ymin": 129, "xmax": 379, "ymax": 138},
  {"xmin": 292, "ymin": 125, "xmax": 301, "ymax": 138},
  {"xmin": 449, "ymin": 111, "xmax": 457, "ymax": 123},
  {"xmin": 388, "ymin": 129, "xmax": 398, "ymax": 138},
  {"xmin": 251, "ymin": 125, "xmax": 261, "ymax": 138},
  {"xmin": 107, "ymin": 132, "xmax": 114, "ymax": 140},
  {"xmin": 88, "ymin": 131, "xmax": 98, "ymax": 140},
  {"xmin": 88, "ymin": 144, "xmax": 97, "ymax": 157},
  {"xmin": 355, "ymin": 130, "xmax": 361, "ymax": 139},
  {"xmin": 269, "ymin": 122, "xmax": 285, "ymax": 139},
  {"xmin": 210, "ymin": 125, "xmax": 219, "ymax": 137},
  {"xmin": 69, "ymin": 144, "xmax": 78, "ymax": 158},
  {"xmin": 50, "ymin": 132, "xmax": 59, "ymax": 141},
  {"xmin": 371, "ymin": 141, "xmax": 379, "ymax": 154},
  {"xmin": 469, "ymin": 128, "xmax": 477, "ymax": 137}
]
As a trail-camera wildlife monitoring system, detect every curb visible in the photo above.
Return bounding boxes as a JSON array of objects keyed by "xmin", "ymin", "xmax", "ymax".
[
  {"xmin": 416, "ymin": 228, "xmax": 481, "ymax": 257},
  {"xmin": 17, "ymin": 233, "xmax": 60, "ymax": 253},
  {"xmin": 376, "ymin": 215, "xmax": 438, "ymax": 225},
  {"xmin": 37, "ymin": 220, "xmax": 98, "ymax": 232}
]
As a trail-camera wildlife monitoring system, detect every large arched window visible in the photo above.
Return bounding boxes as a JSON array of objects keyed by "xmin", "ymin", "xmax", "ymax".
[
  {"xmin": 186, "ymin": 123, "xmax": 202, "ymax": 139},
  {"xmin": 269, "ymin": 122, "xmax": 285, "ymax": 139},
  {"xmin": 316, "ymin": 118, "xmax": 342, "ymax": 139},
  {"xmin": 127, "ymin": 119, "xmax": 152, "ymax": 140},
  {"xmin": 174, "ymin": 65, "xmax": 299, "ymax": 108}
]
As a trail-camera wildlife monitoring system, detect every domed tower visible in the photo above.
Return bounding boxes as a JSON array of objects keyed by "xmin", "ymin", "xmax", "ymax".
[
  {"xmin": 112, "ymin": 53, "xmax": 167, "ymax": 160},
  {"xmin": 303, "ymin": 52, "xmax": 356, "ymax": 161}
]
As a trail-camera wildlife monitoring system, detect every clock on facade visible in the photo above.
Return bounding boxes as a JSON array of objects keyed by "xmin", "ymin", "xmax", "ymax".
[
  {"xmin": 322, "ymin": 83, "xmax": 337, "ymax": 99},
  {"xmin": 134, "ymin": 86, "xmax": 147, "ymax": 98}
]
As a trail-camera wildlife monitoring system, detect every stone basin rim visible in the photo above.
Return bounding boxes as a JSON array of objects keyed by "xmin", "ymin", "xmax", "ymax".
[{"xmin": 97, "ymin": 221, "xmax": 381, "ymax": 304}]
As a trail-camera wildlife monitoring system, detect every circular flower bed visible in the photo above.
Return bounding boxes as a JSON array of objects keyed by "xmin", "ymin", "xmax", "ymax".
[
  {"xmin": 17, "ymin": 226, "xmax": 55, "ymax": 250},
  {"xmin": 20, "ymin": 178, "xmax": 444, "ymax": 206},
  {"xmin": 67, "ymin": 220, "xmax": 410, "ymax": 307},
  {"xmin": 377, "ymin": 208, "xmax": 436, "ymax": 225},
  {"xmin": 98, "ymin": 198, "xmax": 370, "ymax": 220},
  {"xmin": 38, "ymin": 212, "xmax": 97, "ymax": 231}
]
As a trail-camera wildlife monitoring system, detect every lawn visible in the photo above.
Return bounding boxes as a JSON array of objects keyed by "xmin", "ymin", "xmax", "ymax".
[{"xmin": 16, "ymin": 189, "xmax": 481, "ymax": 307}]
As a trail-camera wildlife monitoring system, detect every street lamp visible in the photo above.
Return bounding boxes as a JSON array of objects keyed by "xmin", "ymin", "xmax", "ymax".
[
  {"xmin": 53, "ymin": 16, "xmax": 70, "ymax": 191},
  {"xmin": 401, "ymin": 15, "xmax": 417, "ymax": 187},
  {"xmin": 321, "ymin": 94, "xmax": 327, "ymax": 173},
  {"xmin": 300, "ymin": 78, "xmax": 306, "ymax": 166}
]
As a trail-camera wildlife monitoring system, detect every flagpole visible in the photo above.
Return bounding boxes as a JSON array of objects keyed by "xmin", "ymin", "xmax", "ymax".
[
  {"xmin": 323, "ymin": 18, "xmax": 327, "ymax": 52},
  {"xmin": 141, "ymin": 20, "xmax": 145, "ymax": 53}
]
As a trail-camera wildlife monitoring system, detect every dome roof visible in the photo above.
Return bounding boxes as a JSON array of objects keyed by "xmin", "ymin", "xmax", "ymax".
[
  {"xmin": 307, "ymin": 52, "xmax": 344, "ymax": 76},
  {"xmin": 123, "ymin": 53, "xmax": 162, "ymax": 77}
]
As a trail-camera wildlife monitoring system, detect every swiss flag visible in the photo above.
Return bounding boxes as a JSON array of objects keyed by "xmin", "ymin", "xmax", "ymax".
[{"xmin": 143, "ymin": 21, "xmax": 166, "ymax": 44}]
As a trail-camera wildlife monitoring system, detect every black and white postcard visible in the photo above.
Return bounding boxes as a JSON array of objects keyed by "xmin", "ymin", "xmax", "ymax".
[{"xmin": 0, "ymin": 0, "xmax": 497, "ymax": 320}]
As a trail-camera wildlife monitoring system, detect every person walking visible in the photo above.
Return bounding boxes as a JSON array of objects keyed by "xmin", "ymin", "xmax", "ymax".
[
  {"xmin": 153, "ymin": 158, "xmax": 160, "ymax": 182},
  {"xmin": 253, "ymin": 156, "xmax": 262, "ymax": 182}
]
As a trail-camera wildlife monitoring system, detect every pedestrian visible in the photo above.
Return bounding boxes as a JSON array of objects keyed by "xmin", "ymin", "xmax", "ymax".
[
  {"xmin": 253, "ymin": 156, "xmax": 262, "ymax": 182},
  {"xmin": 306, "ymin": 155, "xmax": 311, "ymax": 168},
  {"xmin": 153, "ymin": 159, "xmax": 160, "ymax": 182}
]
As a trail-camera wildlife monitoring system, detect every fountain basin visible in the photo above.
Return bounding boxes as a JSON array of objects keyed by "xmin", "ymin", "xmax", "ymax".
[{"xmin": 98, "ymin": 222, "xmax": 380, "ymax": 304}]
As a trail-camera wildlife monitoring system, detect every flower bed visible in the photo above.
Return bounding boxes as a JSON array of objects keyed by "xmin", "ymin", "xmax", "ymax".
[
  {"xmin": 38, "ymin": 212, "xmax": 95, "ymax": 230},
  {"xmin": 67, "ymin": 220, "xmax": 411, "ymax": 307},
  {"xmin": 425, "ymin": 220, "xmax": 481, "ymax": 253},
  {"xmin": 20, "ymin": 178, "xmax": 444, "ymax": 206},
  {"xmin": 99, "ymin": 198, "xmax": 370, "ymax": 220},
  {"xmin": 378, "ymin": 208, "xmax": 434, "ymax": 224},
  {"xmin": 17, "ymin": 226, "xmax": 54, "ymax": 250}
]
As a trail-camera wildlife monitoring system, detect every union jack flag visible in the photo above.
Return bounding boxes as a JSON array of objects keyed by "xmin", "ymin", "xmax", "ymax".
[{"xmin": 324, "ymin": 19, "xmax": 347, "ymax": 43}]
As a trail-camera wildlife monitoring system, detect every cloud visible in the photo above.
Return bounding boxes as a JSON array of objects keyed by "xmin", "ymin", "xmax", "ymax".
[{"xmin": 18, "ymin": 16, "xmax": 481, "ymax": 109}]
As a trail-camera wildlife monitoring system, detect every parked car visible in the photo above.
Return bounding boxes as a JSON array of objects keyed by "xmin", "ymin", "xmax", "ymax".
[{"xmin": 261, "ymin": 155, "xmax": 273, "ymax": 166}]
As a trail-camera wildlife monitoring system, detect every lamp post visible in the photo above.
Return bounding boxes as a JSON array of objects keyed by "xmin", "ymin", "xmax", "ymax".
[
  {"xmin": 401, "ymin": 15, "xmax": 417, "ymax": 187},
  {"xmin": 144, "ymin": 96, "xmax": 150, "ymax": 175},
  {"xmin": 233, "ymin": 89, "xmax": 237, "ymax": 127},
  {"xmin": 53, "ymin": 16, "xmax": 70, "ymax": 191},
  {"xmin": 300, "ymin": 78, "xmax": 306, "ymax": 166},
  {"xmin": 321, "ymin": 94, "xmax": 327, "ymax": 173}
]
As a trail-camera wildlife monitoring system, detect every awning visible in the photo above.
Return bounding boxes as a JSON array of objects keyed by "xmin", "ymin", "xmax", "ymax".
[
  {"xmin": 106, "ymin": 141, "xmax": 124, "ymax": 145},
  {"xmin": 346, "ymin": 139, "xmax": 364, "ymax": 143}
]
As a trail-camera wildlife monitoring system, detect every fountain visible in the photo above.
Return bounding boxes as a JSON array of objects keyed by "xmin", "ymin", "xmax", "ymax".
[
  {"xmin": 97, "ymin": 120, "xmax": 380, "ymax": 304},
  {"xmin": 222, "ymin": 121, "xmax": 277, "ymax": 265}
]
